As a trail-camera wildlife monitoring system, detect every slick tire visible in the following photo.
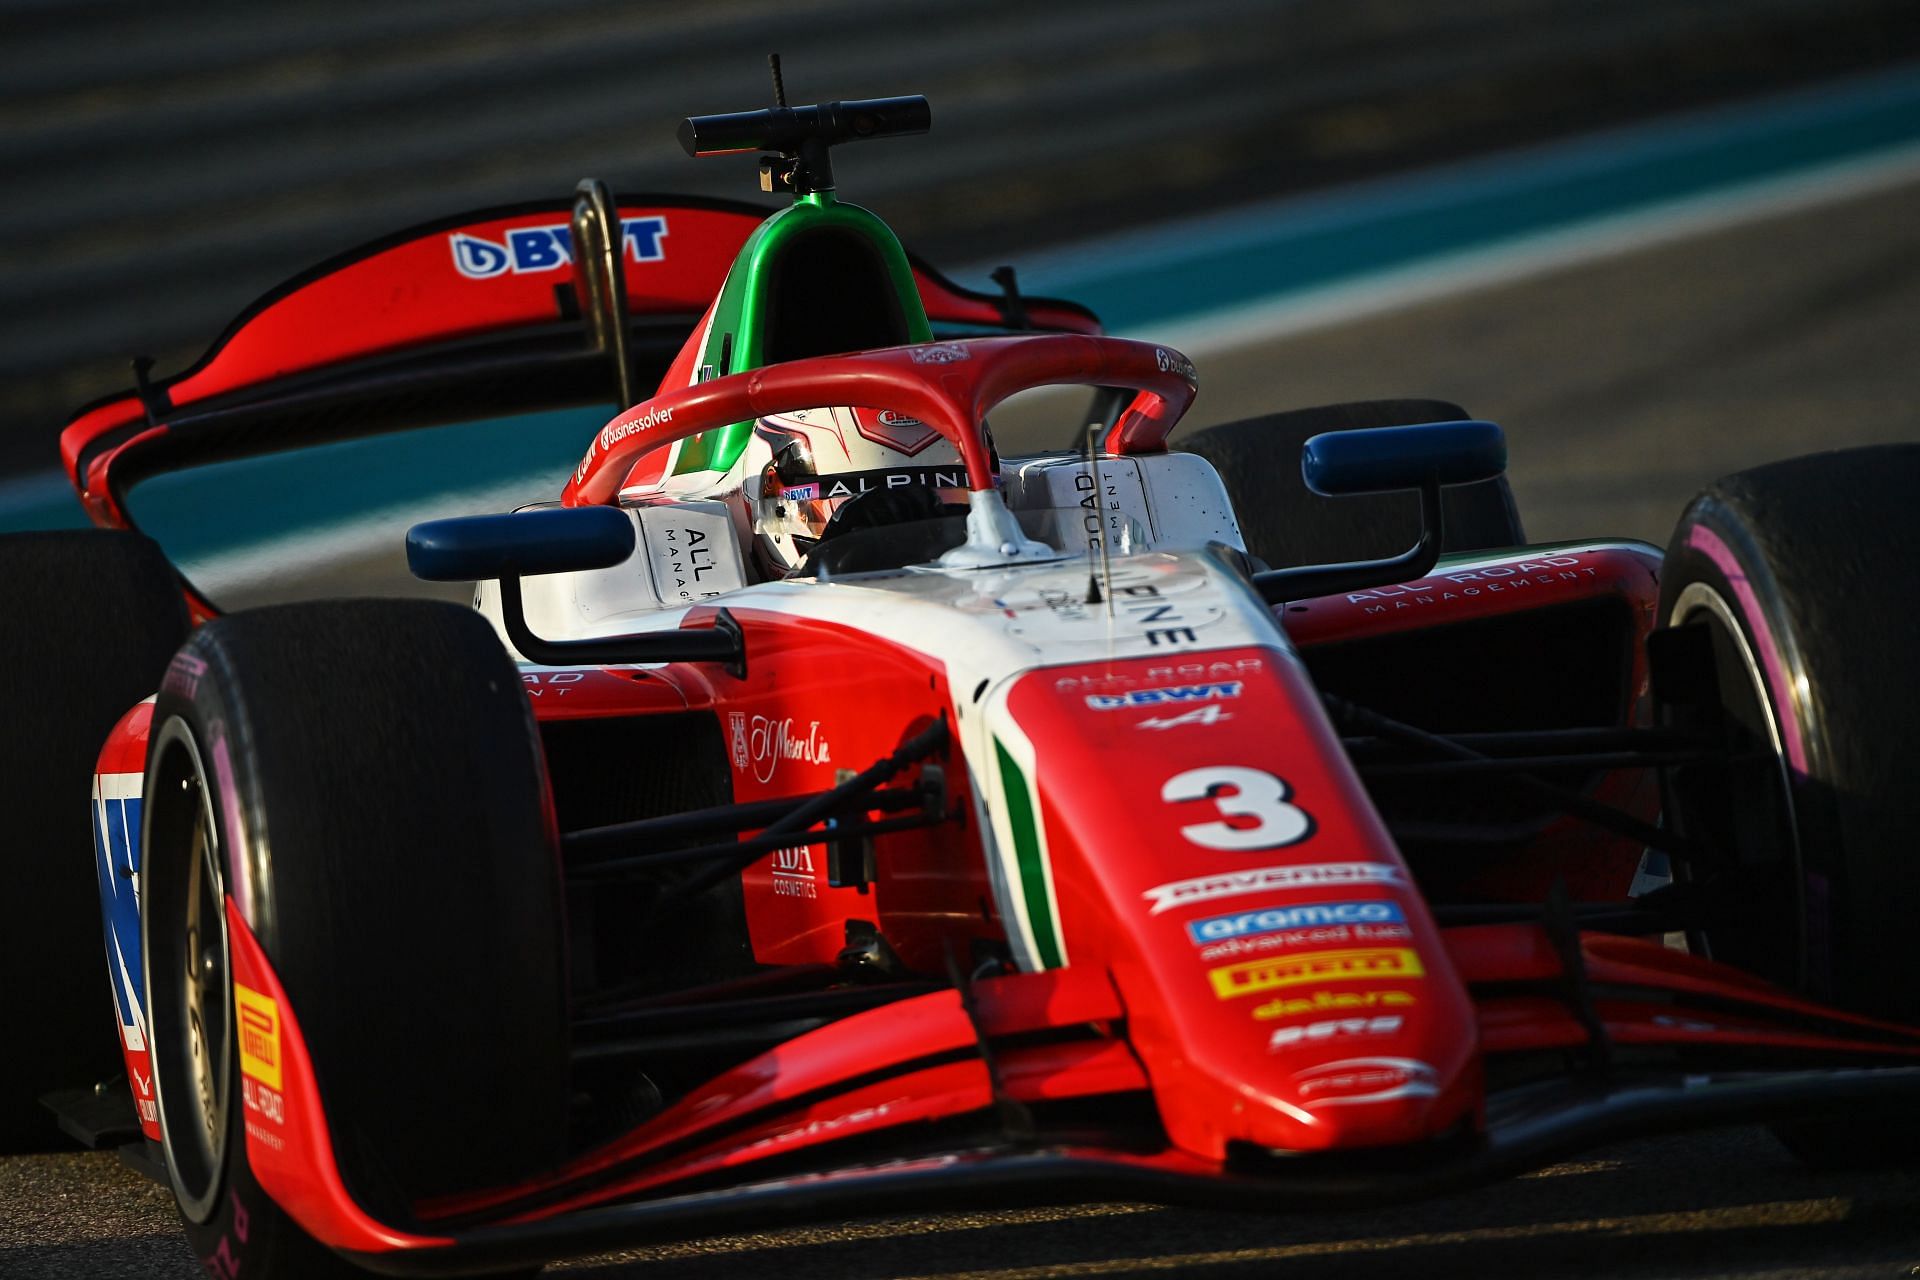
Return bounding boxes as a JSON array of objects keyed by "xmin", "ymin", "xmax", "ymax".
[
  {"xmin": 0, "ymin": 530, "xmax": 189, "ymax": 1151},
  {"xmin": 1178, "ymin": 400, "xmax": 1525, "ymax": 570},
  {"xmin": 1656, "ymin": 446, "xmax": 1920, "ymax": 1167},
  {"xmin": 142, "ymin": 600, "xmax": 563, "ymax": 1275}
]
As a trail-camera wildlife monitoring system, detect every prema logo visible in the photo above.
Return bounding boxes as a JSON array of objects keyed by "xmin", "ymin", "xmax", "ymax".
[
  {"xmin": 450, "ymin": 216, "xmax": 669, "ymax": 279},
  {"xmin": 1142, "ymin": 862, "xmax": 1406, "ymax": 914},
  {"xmin": 1293, "ymin": 1057, "xmax": 1440, "ymax": 1106}
]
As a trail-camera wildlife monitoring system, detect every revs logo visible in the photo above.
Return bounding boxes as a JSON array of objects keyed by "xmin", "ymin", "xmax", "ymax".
[
  {"xmin": 450, "ymin": 216, "xmax": 669, "ymax": 279},
  {"xmin": 1087, "ymin": 681, "xmax": 1241, "ymax": 711}
]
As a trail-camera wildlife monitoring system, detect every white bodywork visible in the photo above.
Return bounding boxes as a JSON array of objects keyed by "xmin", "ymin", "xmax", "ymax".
[{"xmin": 477, "ymin": 450, "xmax": 1245, "ymax": 657}]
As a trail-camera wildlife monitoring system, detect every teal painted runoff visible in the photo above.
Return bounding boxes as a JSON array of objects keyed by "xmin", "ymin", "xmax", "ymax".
[{"xmin": 1018, "ymin": 64, "xmax": 1920, "ymax": 331}]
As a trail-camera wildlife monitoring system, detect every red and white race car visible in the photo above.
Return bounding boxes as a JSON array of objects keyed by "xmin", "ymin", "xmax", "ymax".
[{"xmin": 7, "ymin": 86, "xmax": 1920, "ymax": 1279}]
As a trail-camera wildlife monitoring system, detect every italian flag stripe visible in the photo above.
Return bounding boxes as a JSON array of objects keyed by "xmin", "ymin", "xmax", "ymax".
[{"xmin": 994, "ymin": 738, "xmax": 1065, "ymax": 970}]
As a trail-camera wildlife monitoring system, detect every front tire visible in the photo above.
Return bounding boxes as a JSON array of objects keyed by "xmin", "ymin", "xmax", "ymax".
[
  {"xmin": 1658, "ymin": 445, "xmax": 1920, "ymax": 1017},
  {"xmin": 1656, "ymin": 446, "xmax": 1920, "ymax": 1167},
  {"xmin": 143, "ymin": 600, "xmax": 566, "ymax": 1275}
]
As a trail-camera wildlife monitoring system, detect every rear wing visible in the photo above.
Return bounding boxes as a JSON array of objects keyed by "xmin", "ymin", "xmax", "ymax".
[{"xmin": 60, "ymin": 194, "xmax": 1099, "ymax": 528}]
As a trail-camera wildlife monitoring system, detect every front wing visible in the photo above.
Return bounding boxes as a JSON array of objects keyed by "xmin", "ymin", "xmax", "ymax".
[{"xmin": 221, "ymin": 904, "xmax": 1920, "ymax": 1274}]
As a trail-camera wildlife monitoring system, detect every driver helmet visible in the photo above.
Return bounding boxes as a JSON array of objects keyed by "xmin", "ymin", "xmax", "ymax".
[{"xmin": 746, "ymin": 406, "xmax": 985, "ymax": 573}]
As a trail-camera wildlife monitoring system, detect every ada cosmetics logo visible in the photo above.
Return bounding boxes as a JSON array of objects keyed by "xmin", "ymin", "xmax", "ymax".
[
  {"xmin": 450, "ymin": 216, "xmax": 668, "ymax": 279},
  {"xmin": 769, "ymin": 845, "xmax": 817, "ymax": 900},
  {"xmin": 735, "ymin": 715, "xmax": 832, "ymax": 785},
  {"xmin": 1142, "ymin": 861, "xmax": 1406, "ymax": 914},
  {"xmin": 1187, "ymin": 900, "xmax": 1404, "ymax": 945}
]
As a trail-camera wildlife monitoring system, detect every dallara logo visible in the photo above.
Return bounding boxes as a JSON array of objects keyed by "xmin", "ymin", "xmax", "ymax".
[{"xmin": 1208, "ymin": 947, "xmax": 1424, "ymax": 1000}]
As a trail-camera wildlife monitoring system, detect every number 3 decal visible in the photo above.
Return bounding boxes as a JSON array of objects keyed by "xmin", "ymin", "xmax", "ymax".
[{"xmin": 1161, "ymin": 766, "xmax": 1313, "ymax": 850}]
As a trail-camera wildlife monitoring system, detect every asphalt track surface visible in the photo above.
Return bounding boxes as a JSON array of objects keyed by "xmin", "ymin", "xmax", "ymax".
[{"xmin": 7, "ymin": 174, "xmax": 1920, "ymax": 1280}]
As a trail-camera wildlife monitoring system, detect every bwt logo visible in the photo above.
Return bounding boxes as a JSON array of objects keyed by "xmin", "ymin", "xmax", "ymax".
[
  {"xmin": 1086, "ymin": 681, "xmax": 1242, "ymax": 710},
  {"xmin": 450, "ymin": 217, "xmax": 669, "ymax": 279},
  {"xmin": 1187, "ymin": 900, "xmax": 1406, "ymax": 944}
]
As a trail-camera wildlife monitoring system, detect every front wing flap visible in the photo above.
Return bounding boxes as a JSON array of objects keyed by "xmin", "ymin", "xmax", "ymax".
[{"xmin": 227, "ymin": 908, "xmax": 1920, "ymax": 1273}]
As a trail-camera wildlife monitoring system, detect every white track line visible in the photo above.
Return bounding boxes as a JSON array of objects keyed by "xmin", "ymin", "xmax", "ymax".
[{"xmin": 1148, "ymin": 139, "xmax": 1920, "ymax": 360}]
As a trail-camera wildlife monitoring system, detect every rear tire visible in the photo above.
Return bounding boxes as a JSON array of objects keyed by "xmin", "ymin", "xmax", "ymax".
[
  {"xmin": 0, "ymin": 530, "xmax": 189, "ymax": 1151},
  {"xmin": 1177, "ymin": 400, "xmax": 1525, "ymax": 569},
  {"xmin": 1655, "ymin": 446, "xmax": 1920, "ymax": 1167},
  {"xmin": 143, "ymin": 600, "xmax": 565, "ymax": 1274}
]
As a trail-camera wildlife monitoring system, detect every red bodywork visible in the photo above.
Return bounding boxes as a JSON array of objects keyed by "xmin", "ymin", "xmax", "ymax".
[
  {"xmin": 59, "ymin": 197, "xmax": 1098, "ymax": 531},
  {"xmin": 71, "ymin": 205, "xmax": 1920, "ymax": 1273}
]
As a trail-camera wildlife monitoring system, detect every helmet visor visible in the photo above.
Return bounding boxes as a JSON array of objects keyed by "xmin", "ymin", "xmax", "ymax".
[{"xmin": 757, "ymin": 463, "xmax": 975, "ymax": 545}]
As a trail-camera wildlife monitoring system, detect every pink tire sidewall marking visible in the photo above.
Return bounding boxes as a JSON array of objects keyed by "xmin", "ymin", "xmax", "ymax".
[{"xmin": 1685, "ymin": 521, "xmax": 1809, "ymax": 777}]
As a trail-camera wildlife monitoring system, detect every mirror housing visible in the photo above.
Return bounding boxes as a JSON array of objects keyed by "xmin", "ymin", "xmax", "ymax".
[
  {"xmin": 406, "ymin": 505, "xmax": 746, "ymax": 675},
  {"xmin": 406, "ymin": 506, "xmax": 635, "ymax": 583},
  {"xmin": 1301, "ymin": 420, "xmax": 1506, "ymax": 496},
  {"xmin": 1255, "ymin": 419, "xmax": 1509, "ymax": 604}
]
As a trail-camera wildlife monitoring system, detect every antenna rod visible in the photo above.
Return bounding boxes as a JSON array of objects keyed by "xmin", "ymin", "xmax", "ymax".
[{"xmin": 769, "ymin": 53, "xmax": 788, "ymax": 107}]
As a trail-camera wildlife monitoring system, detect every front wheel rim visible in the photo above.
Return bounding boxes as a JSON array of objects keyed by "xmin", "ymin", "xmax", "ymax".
[{"xmin": 144, "ymin": 717, "xmax": 233, "ymax": 1225}]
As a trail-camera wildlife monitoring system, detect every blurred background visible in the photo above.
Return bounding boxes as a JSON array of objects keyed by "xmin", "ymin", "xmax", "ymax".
[{"xmin": 2, "ymin": 0, "xmax": 1917, "ymax": 550}]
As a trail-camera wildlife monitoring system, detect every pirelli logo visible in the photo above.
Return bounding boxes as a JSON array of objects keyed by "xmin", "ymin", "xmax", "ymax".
[
  {"xmin": 1208, "ymin": 947, "xmax": 1424, "ymax": 1000},
  {"xmin": 234, "ymin": 983, "xmax": 283, "ymax": 1091}
]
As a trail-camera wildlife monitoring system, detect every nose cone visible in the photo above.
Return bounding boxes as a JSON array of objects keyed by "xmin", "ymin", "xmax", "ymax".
[
  {"xmin": 1234, "ymin": 1056, "xmax": 1473, "ymax": 1154},
  {"xmin": 985, "ymin": 644, "xmax": 1484, "ymax": 1162},
  {"xmin": 1131, "ymin": 960, "xmax": 1481, "ymax": 1159}
]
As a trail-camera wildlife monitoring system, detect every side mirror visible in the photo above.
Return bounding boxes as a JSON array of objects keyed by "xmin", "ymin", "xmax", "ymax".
[
  {"xmin": 406, "ymin": 506, "xmax": 635, "ymax": 582},
  {"xmin": 405, "ymin": 505, "xmax": 746, "ymax": 675},
  {"xmin": 1255, "ymin": 420, "xmax": 1508, "ymax": 604},
  {"xmin": 1301, "ymin": 420, "xmax": 1506, "ymax": 496}
]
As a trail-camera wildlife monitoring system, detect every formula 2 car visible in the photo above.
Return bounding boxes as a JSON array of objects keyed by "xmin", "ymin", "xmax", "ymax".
[{"xmin": 7, "ymin": 76, "xmax": 1920, "ymax": 1278}]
